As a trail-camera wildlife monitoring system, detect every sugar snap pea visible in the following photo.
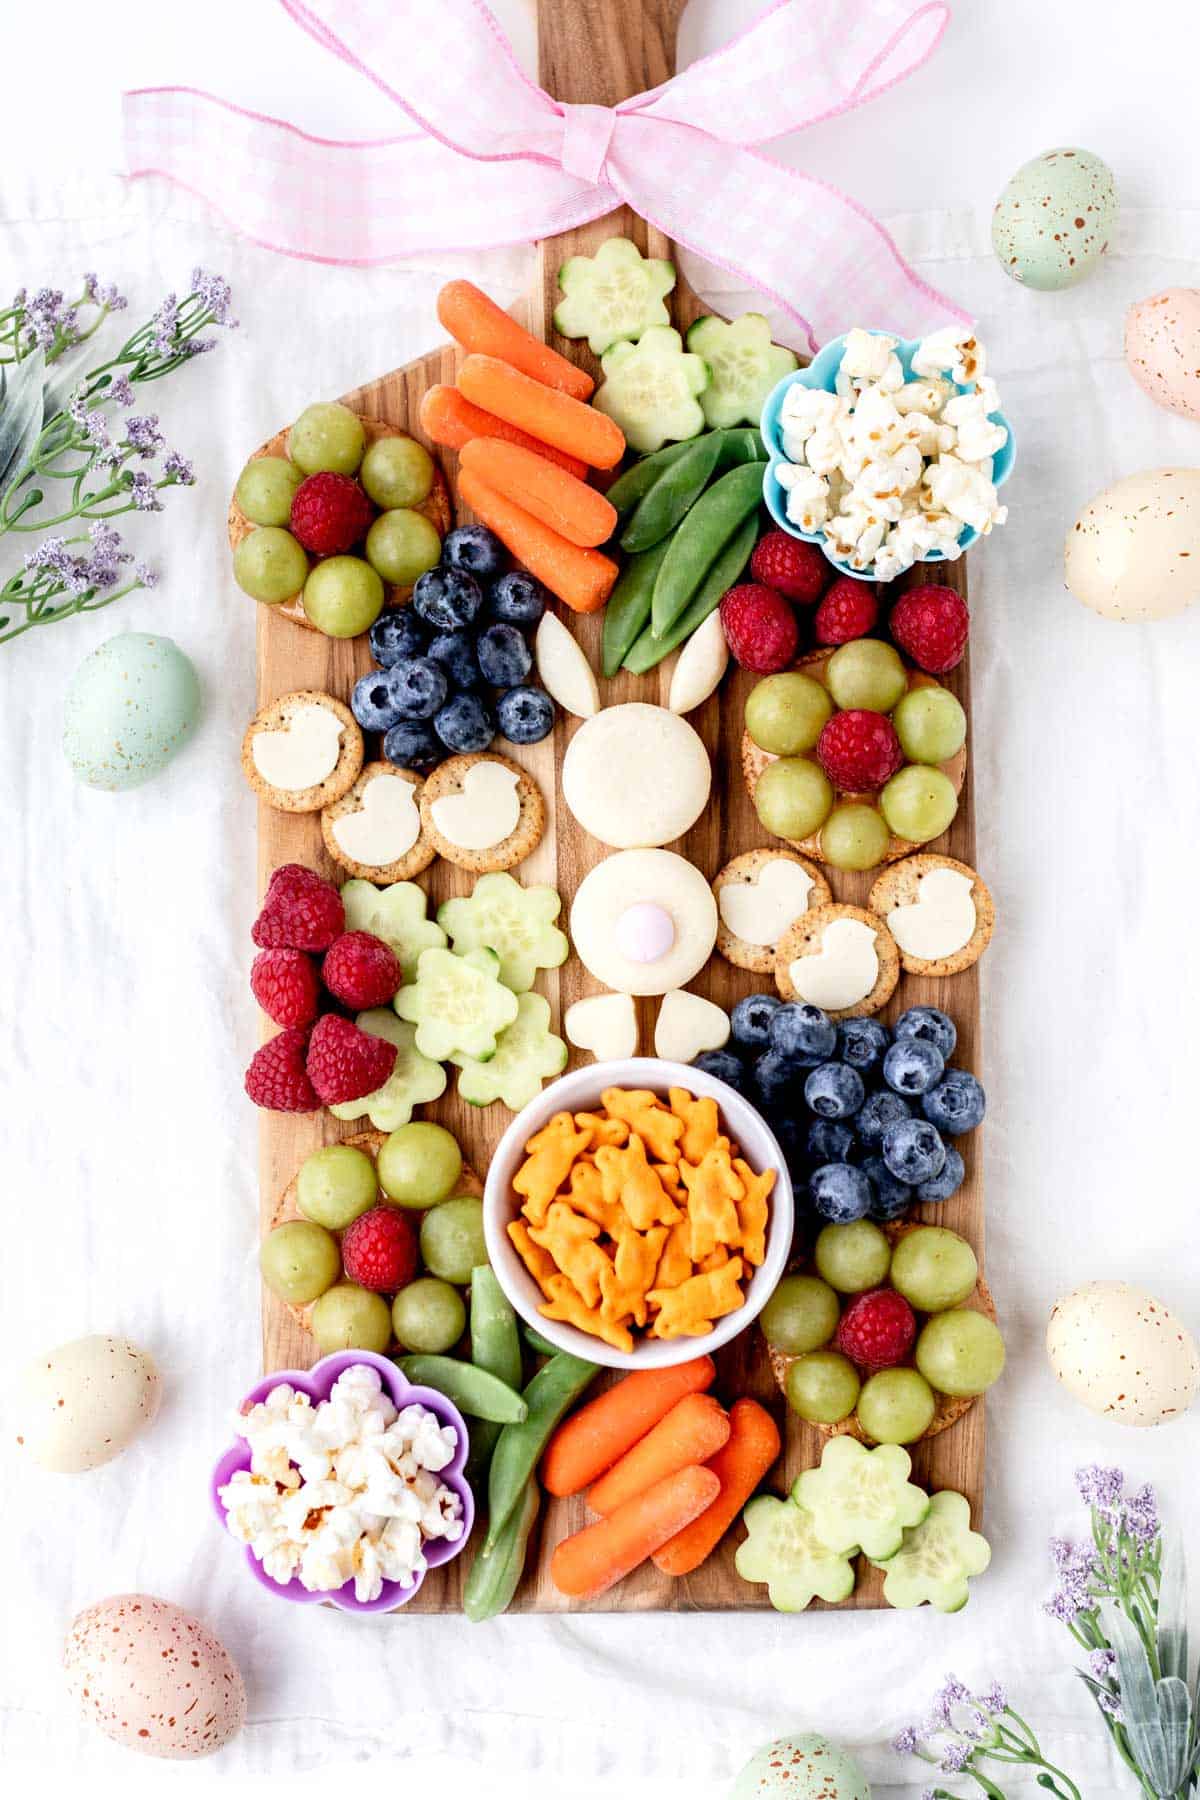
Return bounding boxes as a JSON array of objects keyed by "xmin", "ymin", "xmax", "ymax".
[
  {"xmin": 600, "ymin": 536, "xmax": 671, "ymax": 678},
  {"xmin": 463, "ymin": 1477, "xmax": 540, "ymax": 1623},
  {"xmin": 521, "ymin": 1324, "xmax": 560, "ymax": 1358},
  {"xmin": 620, "ymin": 432, "xmax": 723, "ymax": 553},
  {"xmin": 396, "ymin": 1355, "xmax": 528, "ymax": 1424},
  {"xmin": 464, "ymin": 1265, "xmax": 523, "ymax": 1485},
  {"xmin": 624, "ymin": 512, "xmax": 759, "ymax": 675},
  {"xmin": 603, "ymin": 438, "xmax": 695, "ymax": 520},
  {"xmin": 714, "ymin": 426, "xmax": 766, "ymax": 467},
  {"xmin": 651, "ymin": 460, "xmax": 765, "ymax": 636},
  {"xmin": 485, "ymin": 1350, "xmax": 598, "ymax": 1551}
]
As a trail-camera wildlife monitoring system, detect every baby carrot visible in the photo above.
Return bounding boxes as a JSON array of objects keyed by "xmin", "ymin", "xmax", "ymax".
[
  {"xmin": 460, "ymin": 438, "xmax": 617, "ymax": 549},
  {"xmin": 458, "ymin": 468, "xmax": 617, "ymax": 614},
  {"xmin": 552, "ymin": 1465, "xmax": 721, "ymax": 1599},
  {"xmin": 458, "ymin": 353, "xmax": 625, "ymax": 471},
  {"xmin": 542, "ymin": 1355, "xmax": 716, "ymax": 1497},
  {"xmin": 418, "ymin": 384, "xmax": 588, "ymax": 480},
  {"xmin": 587, "ymin": 1393, "xmax": 731, "ymax": 1518},
  {"xmin": 651, "ymin": 1398, "xmax": 782, "ymax": 1578},
  {"xmin": 438, "ymin": 280, "xmax": 594, "ymax": 401}
]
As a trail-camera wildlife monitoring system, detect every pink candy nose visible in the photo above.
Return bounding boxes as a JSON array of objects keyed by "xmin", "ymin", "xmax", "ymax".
[{"xmin": 616, "ymin": 902, "xmax": 675, "ymax": 964}]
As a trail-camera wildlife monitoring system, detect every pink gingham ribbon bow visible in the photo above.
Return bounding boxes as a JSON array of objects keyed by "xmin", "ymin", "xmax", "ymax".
[{"xmin": 123, "ymin": 0, "xmax": 967, "ymax": 351}]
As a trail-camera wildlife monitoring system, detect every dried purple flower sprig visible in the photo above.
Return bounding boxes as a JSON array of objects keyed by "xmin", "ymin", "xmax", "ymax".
[
  {"xmin": 0, "ymin": 273, "xmax": 127, "ymax": 366},
  {"xmin": 894, "ymin": 1674, "xmax": 1083, "ymax": 1800}
]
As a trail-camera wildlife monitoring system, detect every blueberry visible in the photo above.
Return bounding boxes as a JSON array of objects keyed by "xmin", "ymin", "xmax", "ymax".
[
  {"xmin": 881, "ymin": 1117, "xmax": 946, "ymax": 1186},
  {"xmin": 922, "ymin": 1070, "xmax": 986, "ymax": 1136},
  {"xmin": 489, "ymin": 570, "xmax": 547, "ymax": 628},
  {"xmin": 917, "ymin": 1145, "xmax": 965, "ymax": 1203},
  {"xmin": 427, "ymin": 629, "xmax": 482, "ymax": 691},
  {"xmin": 412, "ymin": 567, "xmax": 483, "ymax": 631},
  {"xmin": 767, "ymin": 1001, "xmax": 836, "ymax": 1066},
  {"xmin": 497, "ymin": 685, "xmax": 555, "ymax": 746},
  {"xmin": 804, "ymin": 1061, "xmax": 865, "ymax": 1120},
  {"xmin": 807, "ymin": 1119, "xmax": 856, "ymax": 1163},
  {"xmin": 477, "ymin": 622, "xmax": 532, "ymax": 687},
  {"xmin": 836, "ymin": 1016, "xmax": 890, "ymax": 1074},
  {"xmin": 730, "ymin": 994, "xmax": 781, "ymax": 1052},
  {"xmin": 368, "ymin": 607, "xmax": 428, "ymax": 667},
  {"xmin": 692, "ymin": 1049, "xmax": 749, "ymax": 1094},
  {"xmin": 862, "ymin": 1154, "xmax": 913, "ymax": 1222},
  {"xmin": 388, "ymin": 655, "xmax": 448, "ymax": 721},
  {"xmin": 856, "ymin": 1089, "xmax": 912, "ymax": 1149},
  {"xmin": 352, "ymin": 668, "xmax": 406, "ymax": 733},
  {"xmin": 809, "ymin": 1162, "xmax": 872, "ymax": 1225},
  {"xmin": 442, "ymin": 524, "xmax": 505, "ymax": 581},
  {"xmin": 894, "ymin": 1005, "xmax": 957, "ymax": 1062},
  {"xmin": 383, "ymin": 719, "xmax": 442, "ymax": 774},
  {"xmin": 882, "ymin": 1037, "xmax": 945, "ymax": 1097},
  {"xmin": 434, "ymin": 691, "xmax": 495, "ymax": 754},
  {"xmin": 754, "ymin": 1049, "xmax": 806, "ymax": 1111}
]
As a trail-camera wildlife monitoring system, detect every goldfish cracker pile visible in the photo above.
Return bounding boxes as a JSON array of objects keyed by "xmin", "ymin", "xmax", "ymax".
[{"xmin": 506, "ymin": 1086, "xmax": 774, "ymax": 1352}]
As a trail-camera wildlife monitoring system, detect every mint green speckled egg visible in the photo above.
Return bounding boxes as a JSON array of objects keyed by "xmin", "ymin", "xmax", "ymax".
[
  {"xmin": 64, "ymin": 632, "xmax": 201, "ymax": 790},
  {"xmin": 992, "ymin": 147, "xmax": 1117, "ymax": 290},
  {"xmin": 731, "ymin": 1733, "xmax": 871, "ymax": 1799}
]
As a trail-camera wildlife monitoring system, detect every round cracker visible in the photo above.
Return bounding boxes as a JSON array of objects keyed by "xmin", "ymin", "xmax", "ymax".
[
  {"xmin": 713, "ymin": 848, "xmax": 832, "ymax": 973},
  {"xmin": 419, "ymin": 752, "xmax": 545, "ymax": 872},
  {"xmin": 774, "ymin": 901, "xmax": 899, "ymax": 1019},
  {"xmin": 241, "ymin": 690, "xmax": 363, "ymax": 814},
  {"xmin": 868, "ymin": 854, "xmax": 995, "ymax": 978},
  {"xmin": 321, "ymin": 761, "xmax": 436, "ymax": 882}
]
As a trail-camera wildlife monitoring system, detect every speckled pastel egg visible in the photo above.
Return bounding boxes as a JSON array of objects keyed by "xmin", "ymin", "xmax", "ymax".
[
  {"xmin": 63, "ymin": 632, "xmax": 201, "ymax": 790},
  {"xmin": 992, "ymin": 147, "xmax": 1117, "ymax": 290},
  {"xmin": 16, "ymin": 1335, "xmax": 161, "ymax": 1472},
  {"xmin": 1064, "ymin": 466, "xmax": 1200, "ymax": 620},
  {"xmin": 731, "ymin": 1733, "xmax": 872, "ymax": 1799},
  {"xmin": 1047, "ymin": 1281, "xmax": 1200, "ymax": 1428},
  {"xmin": 65, "ymin": 1594, "xmax": 246, "ymax": 1759},
  {"xmin": 1125, "ymin": 288, "xmax": 1200, "ymax": 420}
]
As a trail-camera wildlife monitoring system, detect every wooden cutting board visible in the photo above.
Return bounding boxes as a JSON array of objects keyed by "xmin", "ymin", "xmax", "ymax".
[{"xmin": 249, "ymin": 0, "xmax": 984, "ymax": 1613}]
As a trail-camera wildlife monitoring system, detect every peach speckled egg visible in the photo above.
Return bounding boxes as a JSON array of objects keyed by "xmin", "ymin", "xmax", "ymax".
[
  {"xmin": 1064, "ymin": 467, "xmax": 1200, "ymax": 620},
  {"xmin": 732, "ymin": 1733, "xmax": 872, "ymax": 1799},
  {"xmin": 1125, "ymin": 288, "xmax": 1200, "ymax": 420},
  {"xmin": 1047, "ymin": 1282, "xmax": 1200, "ymax": 1428},
  {"xmin": 65, "ymin": 1595, "xmax": 246, "ymax": 1759},
  {"xmin": 17, "ymin": 1335, "xmax": 161, "ymax": 1472}
]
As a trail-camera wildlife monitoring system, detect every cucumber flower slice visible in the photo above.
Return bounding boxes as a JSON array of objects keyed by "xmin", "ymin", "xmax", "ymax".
[
  {"xmin": 734, "ymin": 1493, "xmax": 856, "ymax": 1612},
  {"xmin": 792, "ymin": 1436, "xmax": 930, "ymax": 1561},
  {"xmin": 873, "ymin": 1489, "xmax": 991, "ymax": 1613}
]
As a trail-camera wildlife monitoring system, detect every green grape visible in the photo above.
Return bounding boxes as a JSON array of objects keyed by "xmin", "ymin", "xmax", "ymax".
[
  {"xmin": 819, "ymin": 802, "xmax": 891, "ymax": 871},
  {"xmin": 365, "ymin": 510, "xmax": 442, "ymax": 586},
  {"xmin": 289, "ymin": 402, "xmax": 366, "ymax": 476},
  {"xmin": 826, "ymin": 639, "xmax": 907, "ymax": 713},
  {"xmin": 361, "ymin": 436, "xmax": 435, "ymax": 509},
  {"xmin": 392, "ymin": 1277, "xmax": 467, "ymax": 1353},
  {"xmin": 302, "ymin": 555, "xmax": 385, "ymax": 638},
  {"xmin": 784, "ymin": 1351, "xmax": 861, "ymax": 1425},
  {"xmin": 377, "ymin": 1121, "xmax": 462, "ymax": 1208},
  {"xmin": 880, "ymin": 765, "xmax": 958, "ymax": 843},
  {"xmin": 259, "ymin": 1221, "xmax": 340, "ymax": 1304},
  {"xmin": 420, "ymin": 1196, "xmax": 487, "ymax": 1286},
  {"xmin": 754, "ymin": 757, "xmax": 833, "ymax": 841},
  {"xmin": 296, "ymin": 1144, "xmax": 378, "ymax": 1230},
  {"xmin": 814, "ymin": 1220, "xmax": 891, "ymax": 1293},
  {"xmin": 760, "ymin": 1274, "xmax": 839, "ymax": 1354},
  {"xmin": 892, "ymin": 686, "xmax": 966, "ymax": 765},
  {"xmin": 233, "ymin": 527, "xmax": 308, "ymax": 603},
  {"xmin": 856, "ymin": 1368, "xmax": 936, "ymax": 1444},
  {"xmin": 235, "ymin": 456, "xmax": 302, "ymax": 526},
  {"xmin": 310, "ymin": 1283, "xmax": 393, "ymax": 1354},
  {"xmin": 890, "ymin": 1227, "xmax": 978, "ymax": 1312},
  {"xmin": 915, "ymin": 1309, "xmax": 1005, "ymax": 1397},
  {"xmin": 744, "ymin": 673, "xmax": 833, "ymax": 755}
]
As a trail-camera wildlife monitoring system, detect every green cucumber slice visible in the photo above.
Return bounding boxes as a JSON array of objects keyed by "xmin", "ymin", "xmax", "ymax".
[
  {"xmin": 339, "ymin": 879, "xmax": 447, "ymax": 983},
  {"xmin": 792, "ymin": 1437, "xmax": 930, "ymax": 1562},
  {"xmin": 554, "ymin": 236, "xmax": 676, "ymax": 356},
  {"xmin": 623, "ymin": 512, "xmax": 757, "ymax": 674},
  {"xmin": 621, "ymin": 431, "xmax": 723, "ymax": 553},
  {"xmin": 686, "ymin": 312, "xmax": 798, "ymax": 430},
  {"xmin": 873, "ymin": 1489, "xmax": 991, "ymax": 1613},
  {"xmin": 437, "ymin": 873, "xmax": 568, "ymax": 994},
  {"xmin": 453, "ymin": 991, "xmax": 568, "ymax": 1110},
  {"xmin": 393, "ymin": 945, "xmax": 518, "ymax": 1062},
  {"xmin": 650, "ymin": 460, "xmax": 763, "ymax": 636},
  {"xmin": 593, "ymin": 325, "xmax": 708, "ymax": 455},
  {"xmin": 329, "ymin": 1010, "xmax": 446, "ymax": 1131},
  {"xmin": 602, "ymin": 536, "xmax": 673, "ymax": 677},
  {"xmin": 734, "ymin": 1493, "xmax": 857, "ymax": 1612}
]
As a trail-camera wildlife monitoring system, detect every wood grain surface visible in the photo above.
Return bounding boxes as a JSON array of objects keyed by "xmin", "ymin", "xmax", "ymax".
[{"xmin": 247, "ymin": 0, "xmax": 985, "ymax": 1615}]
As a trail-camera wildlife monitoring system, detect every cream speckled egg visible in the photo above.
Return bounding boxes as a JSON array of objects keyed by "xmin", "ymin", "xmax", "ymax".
[
  {"xmin": 1064, "ymin": 467, "xmax": 1200, "ymax": 620},
  {"xmin": 1047, "ymin": 1282, "xmax": 1200, "ymax": 1427},
  {"xmin": 65, "ymin": 1595, "xmax": 246, "ymax": 1759},
  {"xmin": 16, "ymin": 1334, "xmax": 161, "ymax": 1472},
  {"xmin": 63, "ymin": 631, "xmax": 201, "ymax": 791},
  {"xmin": 732, "ymin": 1733, "xmax": 871, "ymax": 1799},
  {"xmin": 992, "ymin": 147, "xmax": 1117, "ymax": 290},
  {"xmin": 1125, "ymin": 288, "xmax": 1200, "ymax": 420}
]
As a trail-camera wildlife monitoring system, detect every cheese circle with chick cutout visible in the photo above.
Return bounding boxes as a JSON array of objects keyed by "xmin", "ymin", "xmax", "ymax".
[
  {"xmin": 251, "ymin": 699, "xmax": 344, "ymax": 790},
  {"xmin": 331, "ymin": 769, "xmax": 421, "ymax": 867},
  {"xmin": 561, "ymin": 703, "xmax": 711, "ymax": 848},
  {"xmin": 570, "ymin": 849, "xmax": 718, "ymax": 995},
  {"xmin": 430, "ymin": 760, "xmax": 521, "ymax": 850},
  {"xmin": 887, "ymin": 865, "xmax": 976, "ymax": 960}
]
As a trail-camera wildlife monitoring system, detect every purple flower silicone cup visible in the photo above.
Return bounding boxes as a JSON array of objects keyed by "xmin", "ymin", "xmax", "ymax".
[{"xmin": 210, "ymin": 1350, "xmax": 475, "ymax": 1615}]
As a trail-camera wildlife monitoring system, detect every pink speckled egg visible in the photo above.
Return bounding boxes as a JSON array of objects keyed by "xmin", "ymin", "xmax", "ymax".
[
  {"xmin": 1125, "ymin": 288, "xmax": 1200, "ymax": 420},
  {"xmin": 65, "ymin": 1594, "xmax": 245, "ymax": 1759}
]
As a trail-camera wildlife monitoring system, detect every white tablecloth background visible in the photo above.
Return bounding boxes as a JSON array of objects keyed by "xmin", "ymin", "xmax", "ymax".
[{"xmin": 3, "ymin": 3, "xmax": 1200, "ymax": 1795}]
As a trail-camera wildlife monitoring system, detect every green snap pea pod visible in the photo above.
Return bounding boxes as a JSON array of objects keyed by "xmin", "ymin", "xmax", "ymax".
[
  {"xmin": 650, "ymin": 460, "xmax": 765, "ymax": 636},
  {"xmin": 485, "ymin": 1350, "xmax": 598, "ymax": 1551},
  {"xmin": 463, "ymin": 1477, "xmax": 541, "ymax": 1623},
  {"xmin": 600, "ymin": 536, "xmax": 672, "ymax": 678},
  {"xmin": 464, "ymin": 1265, "xmax": 524, "ymax": 1485},
  {"xmin": 620, "ymin": 432, "xmax": 724, "ymax": 553},
  {"xmin": 396, "ymin": 1355, "xmax": 528, "ymax": 1424},
  {"xmin": 624, "ymin": 512, "xmax": 759, "ymax": 675},
  {"xmin": 521, "ymin": 1324, "xmax": 560, "ymax": 1358},
  {"xmin": 603, "ymin": 438, "xmax": 696, "ymax": 520},
  {"xmin": 713, "ymin": 426, "xmax": 766, "ymax": 468}
]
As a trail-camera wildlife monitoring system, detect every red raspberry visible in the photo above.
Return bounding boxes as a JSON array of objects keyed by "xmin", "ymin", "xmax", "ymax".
[
  {"xmin": 340, "ymin": 1205, "xmax": 418, "ymax": 1294},
  {"xmin": 889, "ymin": 585, "xmax": 969, "ymax": 674},
  {"xmin": 288, "ymin": 472, "xmax": 374, "ymax": 556},
  {"xmin": 244, "ymin": 1026, "xmax": 320, "ymax": 1113},
  {"xmin": 749, "ymin": 530, "xmax": 830, "ymax": 605},
  {"xmin": 720, "ymin": 583, "xmax": 799, "ymax": 673},
  {"xmin": 836, "ymin": 1288, "xmax": 917, "ymax": 1369},
  {"xmin": 250, "ymin": 948, "xmax": 321, "ymax": 1028},
  {"xmin": 815, "ymin": 577, "xmax": 879, "ymax": 646},
  {"xmin": 252, "ymin": 863, "xmax": 345, "ymax": 952},
  {"xmin": 306, "ymin": 1013, "xmax": 396, "ymax": 1104},
  {"xmin": 322, "ymin": 931, "xmax": 402, "ymax": 1009},
  {"xmin": 816, "ymin": 709, "xmax": 903, "ymax": 791}
]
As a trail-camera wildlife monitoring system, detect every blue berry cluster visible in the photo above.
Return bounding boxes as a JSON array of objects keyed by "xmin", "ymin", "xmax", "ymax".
[
  {"xmin": 692, "ymin": 1000, "xmax": 985, "ymax": 1230},
  {"xmin": 351, "ymin": 524, "xmax": 556, "ymax": 772}
]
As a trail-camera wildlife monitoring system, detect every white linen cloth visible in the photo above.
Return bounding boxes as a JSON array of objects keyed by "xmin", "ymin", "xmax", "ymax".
[{"xmin": 4, "ymin": 6, "xmax": 1200, "ymax": 1797}]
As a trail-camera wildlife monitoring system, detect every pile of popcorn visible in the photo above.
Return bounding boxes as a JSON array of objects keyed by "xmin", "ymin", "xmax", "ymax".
[
  {"xmin": 218, "ymin": 1364, "xmax": 464, "ymax": 1603},
  {"xmin": 775, "ymin": 326, "xmax": 1009, "ymax": 580}
]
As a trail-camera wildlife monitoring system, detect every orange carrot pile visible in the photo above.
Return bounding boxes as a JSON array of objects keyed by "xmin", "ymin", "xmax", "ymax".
[
  {"xmin": 459, "ymin": 353, "xmax": 625, "ymax": 471},
  {"xmin": 438, "ymin": 280, "xmax": 594, "ymax": 401},
  {"xmin": 587, "ymin": 1393, "xmax": 731, "ymax": 1518},
  {"xmin": 652, "ymin": 1398, "xmax": 781, "ymax": 1578},
  {"xmin": 418, "ymin": 385, "xmax": 587, "ymax": 479},
  {"xmin": 460, "ymin": 438, "xmax": 617, "ymax": 549},
  {"xmin": 550, "ymin": 1465, "xmax": 721, "ymax": 1600},
  {"xmin": 458, "ymin": 468, "xmax": 618, "ymax": 614},
  {"xmin": 542, "ymin": 1357, "xmax": 715, "ymax": 1497}
]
